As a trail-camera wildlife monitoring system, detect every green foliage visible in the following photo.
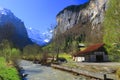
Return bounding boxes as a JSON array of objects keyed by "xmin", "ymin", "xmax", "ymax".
[
  {"xmin": 11, "ymin": 48, "xmax": 21, "ymax": 60},
  {"xmin": 0, "ymin": 68, "xmax": 20, "ymax": 80},
  {"xmin": 0, "ymin": 39, "xmax": 21, "ymax": 61},
  {"xmin": 0, "ymin": 57, "xmax": 20, "ymax": 80},
  {"xmin": 22, "ymin": 44, "xmax": 42, "ymax": 60},
  {"xmin": 64, "ymin": 36, "xmax": 73, "ymax": 52},
  {"xmin": 63, "ymin": 35, "xmax": 84, "ymax": 53},
  {"xmin": 42, "ymin": 44, "xmax": 53, "ymax": 53},
  {"xmin": 23, "ymin": 44, "xmax": 41, "ymax": 54},
  {"xmin": 103, "ymin": 0, "xmax": 120, "ymax": 61},
  {"xmin": 0, "ymin": 40, "xmax": 20, "ymax": 79},
  {"xmin": 59, "ymin": 53, "xmax": 72, "ymax": 61},
  {"xmin": 0, "ymin": 57, "xmax": 6, "ymax": 68}
]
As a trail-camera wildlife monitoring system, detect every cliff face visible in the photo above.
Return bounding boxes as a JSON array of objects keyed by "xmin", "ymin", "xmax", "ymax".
[{"xmin": 54, "ymin": 0, "xmax": 109, "ymax": 43}]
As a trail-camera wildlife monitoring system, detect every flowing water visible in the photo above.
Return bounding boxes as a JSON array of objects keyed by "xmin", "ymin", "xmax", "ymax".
[{"xmin": 18, "ymin": 60, "xmax": 88, "ymax": 80}]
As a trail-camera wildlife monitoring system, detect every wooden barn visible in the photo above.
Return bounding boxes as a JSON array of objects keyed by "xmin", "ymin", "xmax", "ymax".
[{"xmin": 73, "ymin": 43, "xmax": 108, "ymax": 62}]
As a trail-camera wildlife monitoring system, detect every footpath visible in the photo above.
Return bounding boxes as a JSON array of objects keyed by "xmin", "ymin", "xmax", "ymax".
[{"xmin": 51, "ymin": 63, "xmax": 117, "ymax": 80}]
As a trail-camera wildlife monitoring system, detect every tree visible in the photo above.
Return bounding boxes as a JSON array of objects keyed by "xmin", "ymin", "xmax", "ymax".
[
  {"xmin": 23, "ymin": 44, "xmax": 43, "ymax": 61},
  {"xmin": 23, "ymin": 44, "xmax": 41, "ymax": 57},
  {"xmin": 103, "ymin": 0, "xmax": 120, "ymax": 61},
  {"xmin": 0, "ymin": 39, "xmax": 20, "ymax": 62},
  {"xmin": 11, "ymin": 48, "xmax": 21, "ymax": 61},
  {"xmin": 0, "ymin": 40, "xmax": 12, "ymax": 61}
]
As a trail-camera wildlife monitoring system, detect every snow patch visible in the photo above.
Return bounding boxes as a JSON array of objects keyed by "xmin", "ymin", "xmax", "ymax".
[
  {"xmin": 27, "ymin": 27, "xmax": 53, "ymax": 46},
  {"xmin": 44, "ymin": 39, "xmax": 49, "ymax": 43},
  {"xmin": 0, "ymin": 7, "xmax": 7, "ymax": 15}
]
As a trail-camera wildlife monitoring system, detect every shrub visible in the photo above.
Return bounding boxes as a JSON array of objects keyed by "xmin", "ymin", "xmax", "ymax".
[
  {"xmin": 116, "ymin": 68, "xmax": 120, "ymax": 79},
  {"xmin": 0, "ymin": 57, "xmax": 20, "ymax": 80}
]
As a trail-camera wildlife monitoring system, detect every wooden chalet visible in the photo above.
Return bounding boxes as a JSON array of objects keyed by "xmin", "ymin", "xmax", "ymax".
[{"xmin": 73, "ymin": 43, "xmax": 108, "ymax": 62}]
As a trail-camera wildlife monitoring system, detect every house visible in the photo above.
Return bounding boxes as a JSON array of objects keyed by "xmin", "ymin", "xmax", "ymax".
[{"xmin": 73, "ymin": 43, "xmax": 108, "ymax": 62}]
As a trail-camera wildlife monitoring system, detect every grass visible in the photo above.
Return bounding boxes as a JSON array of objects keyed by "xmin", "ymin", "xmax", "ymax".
[
  {"xmin": 0, "ymin": 57, "xmax": 20, "ymax": 80},
  {"xmin": 59, "ymin": 53, "xmax": 73, "ymax": 61},
  {"xmin": 58, "ymin": 53, "xmax": 79, "ymax": 68},
  {"xmin": 116, "ymin": 67, "xmax": 120, "ymax": 79}
]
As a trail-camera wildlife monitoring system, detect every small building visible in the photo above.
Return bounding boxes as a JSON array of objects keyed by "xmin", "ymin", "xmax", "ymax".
[{"xmin": 73, "ymin": 43, "xmax": 108, "ymax": 62}]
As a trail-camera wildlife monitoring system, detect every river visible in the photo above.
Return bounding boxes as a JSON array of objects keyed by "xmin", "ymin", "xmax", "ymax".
[{"xmin": 18, "ymin": 60, "xmax": 88, "ymax": 80}]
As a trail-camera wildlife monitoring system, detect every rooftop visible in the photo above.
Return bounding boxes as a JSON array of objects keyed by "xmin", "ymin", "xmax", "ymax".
[{"xmin": 74, "ymin": 43, "xmax": 105, "ymax": 56}]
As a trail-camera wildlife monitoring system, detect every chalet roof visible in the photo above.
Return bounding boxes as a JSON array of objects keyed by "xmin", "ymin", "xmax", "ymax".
[{"xmin": 74, "ymin": 43, "xmax": 105, "ymax": 56}]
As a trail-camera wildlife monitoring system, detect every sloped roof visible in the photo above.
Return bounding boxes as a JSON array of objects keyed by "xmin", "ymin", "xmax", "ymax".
[{"xmin": 74, "ymin": 43, "xmax": 105, "ymax": 56}]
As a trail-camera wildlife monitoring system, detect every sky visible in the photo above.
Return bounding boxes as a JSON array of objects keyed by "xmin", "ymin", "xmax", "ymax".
[{"xmin": 0, "ymin": 0, "xmax": 89, "ymax": 33}]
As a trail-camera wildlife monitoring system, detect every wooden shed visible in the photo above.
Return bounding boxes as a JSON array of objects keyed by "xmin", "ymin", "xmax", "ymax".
[{"xmin": 73, "ymin": 43, "xmax": 108, "ymax": 62}]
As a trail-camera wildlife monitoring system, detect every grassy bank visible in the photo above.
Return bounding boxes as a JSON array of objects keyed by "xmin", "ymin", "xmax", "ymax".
[
  {"xmin": 0, "ymin": 57, "xmax": 20, "ymax": 80},
  {"xmin": 59, "ymin": 53, "xmax": 72, "ymax": 61}
]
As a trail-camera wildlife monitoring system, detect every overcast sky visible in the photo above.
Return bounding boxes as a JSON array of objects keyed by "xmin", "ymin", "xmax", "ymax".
[{"xmin": 0, "ymin": 0, "xmax": 89, "ymax": 32}]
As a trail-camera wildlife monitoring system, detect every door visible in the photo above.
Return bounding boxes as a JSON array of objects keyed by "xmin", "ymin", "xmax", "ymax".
[{"xmin": 96, "ymin": 55, "xmax": 103, "ymax": 62}]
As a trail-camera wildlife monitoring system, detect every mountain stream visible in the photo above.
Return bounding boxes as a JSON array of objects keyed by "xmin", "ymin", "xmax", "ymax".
[{"xmin": 18, "ymin": 60, "xmax": 88, "ymax": 80}]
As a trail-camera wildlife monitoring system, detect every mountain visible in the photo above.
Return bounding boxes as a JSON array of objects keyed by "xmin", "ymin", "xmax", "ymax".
[
  {"xmin": 54, "ymin": 0, "xmax": 109, "ymax": 43},
  {"xmin": 0, "ymin": 8, "xmax": 33, "ymax": 48},
  {"xmin": 27, "ymin": 27, "xmax": 52, "ymax": 46}
]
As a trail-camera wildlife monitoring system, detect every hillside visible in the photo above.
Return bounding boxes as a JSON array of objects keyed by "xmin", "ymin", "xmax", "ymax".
[{"xmin": 50, "ymin": 0, "xmax": 108, "ymax": 54}]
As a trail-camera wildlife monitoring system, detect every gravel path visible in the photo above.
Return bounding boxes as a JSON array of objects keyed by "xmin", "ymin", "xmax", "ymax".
[
  {"xmin": 18, "ymin": 60, "xmax": 88, "ymax": 80},
  {"xmin": 76, "ymin": 62, "xmax": 120, "ymax": 66}
]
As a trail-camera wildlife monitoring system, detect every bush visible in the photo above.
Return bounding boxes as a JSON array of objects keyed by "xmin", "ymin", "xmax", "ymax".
[
  {"xmin": 0, "ymin": 68, "xmax": 20, "ymax": 80},
  {"xmin": 116, "ymin": 68, "xmax": 120, "ymax": 79},
  {"xmin": 0, "ymin": 57, "xmax": 20, "ymax": 80}
]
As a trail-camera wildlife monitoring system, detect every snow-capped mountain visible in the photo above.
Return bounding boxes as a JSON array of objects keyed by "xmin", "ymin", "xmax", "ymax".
[
  {"xmin": 27, "ymin": 27, "xmax": 53, "ymax": 46},
  {"xmin": 0, "ymin": 8, "xmax": 27, "ymax": 36},
  {"xmin": 0, "ymin": 7, "xmax": 52, "ymax": 47},
  {"xmin": 0, "ymin": 8, "xmax": 33, "ymax": 48}
]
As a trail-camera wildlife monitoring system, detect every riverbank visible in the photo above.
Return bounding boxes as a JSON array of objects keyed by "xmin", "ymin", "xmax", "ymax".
[
  {"xmin": 17, "ymin": 58, "xmax": 120, "ymax": 80},
  {"xmin": 51, "ymin": 62, "xmax": 118, "ymax": 80},
  {"xmin": 21, "ymin": 56, "xmax": 118, "ymax": 80},
  {"xmin": 0, "ymin": 57, "xmax": 20, "ymax": 80}
]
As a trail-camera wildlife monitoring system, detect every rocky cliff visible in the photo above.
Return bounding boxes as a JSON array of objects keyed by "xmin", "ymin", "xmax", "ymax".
[{"xmin": 54, "ymin": 0, "xmax": 109, "ymax": 43}]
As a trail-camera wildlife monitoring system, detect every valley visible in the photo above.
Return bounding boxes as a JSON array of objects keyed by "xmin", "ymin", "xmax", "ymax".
[{"xmin": 0, "ymin": 0, "xmax": 120, "ymax": 80}]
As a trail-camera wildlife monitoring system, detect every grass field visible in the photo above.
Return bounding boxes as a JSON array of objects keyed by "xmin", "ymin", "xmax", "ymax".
[{"xmin": 0, "ymin": 57, "xmax": 20, "ymax": 80}]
